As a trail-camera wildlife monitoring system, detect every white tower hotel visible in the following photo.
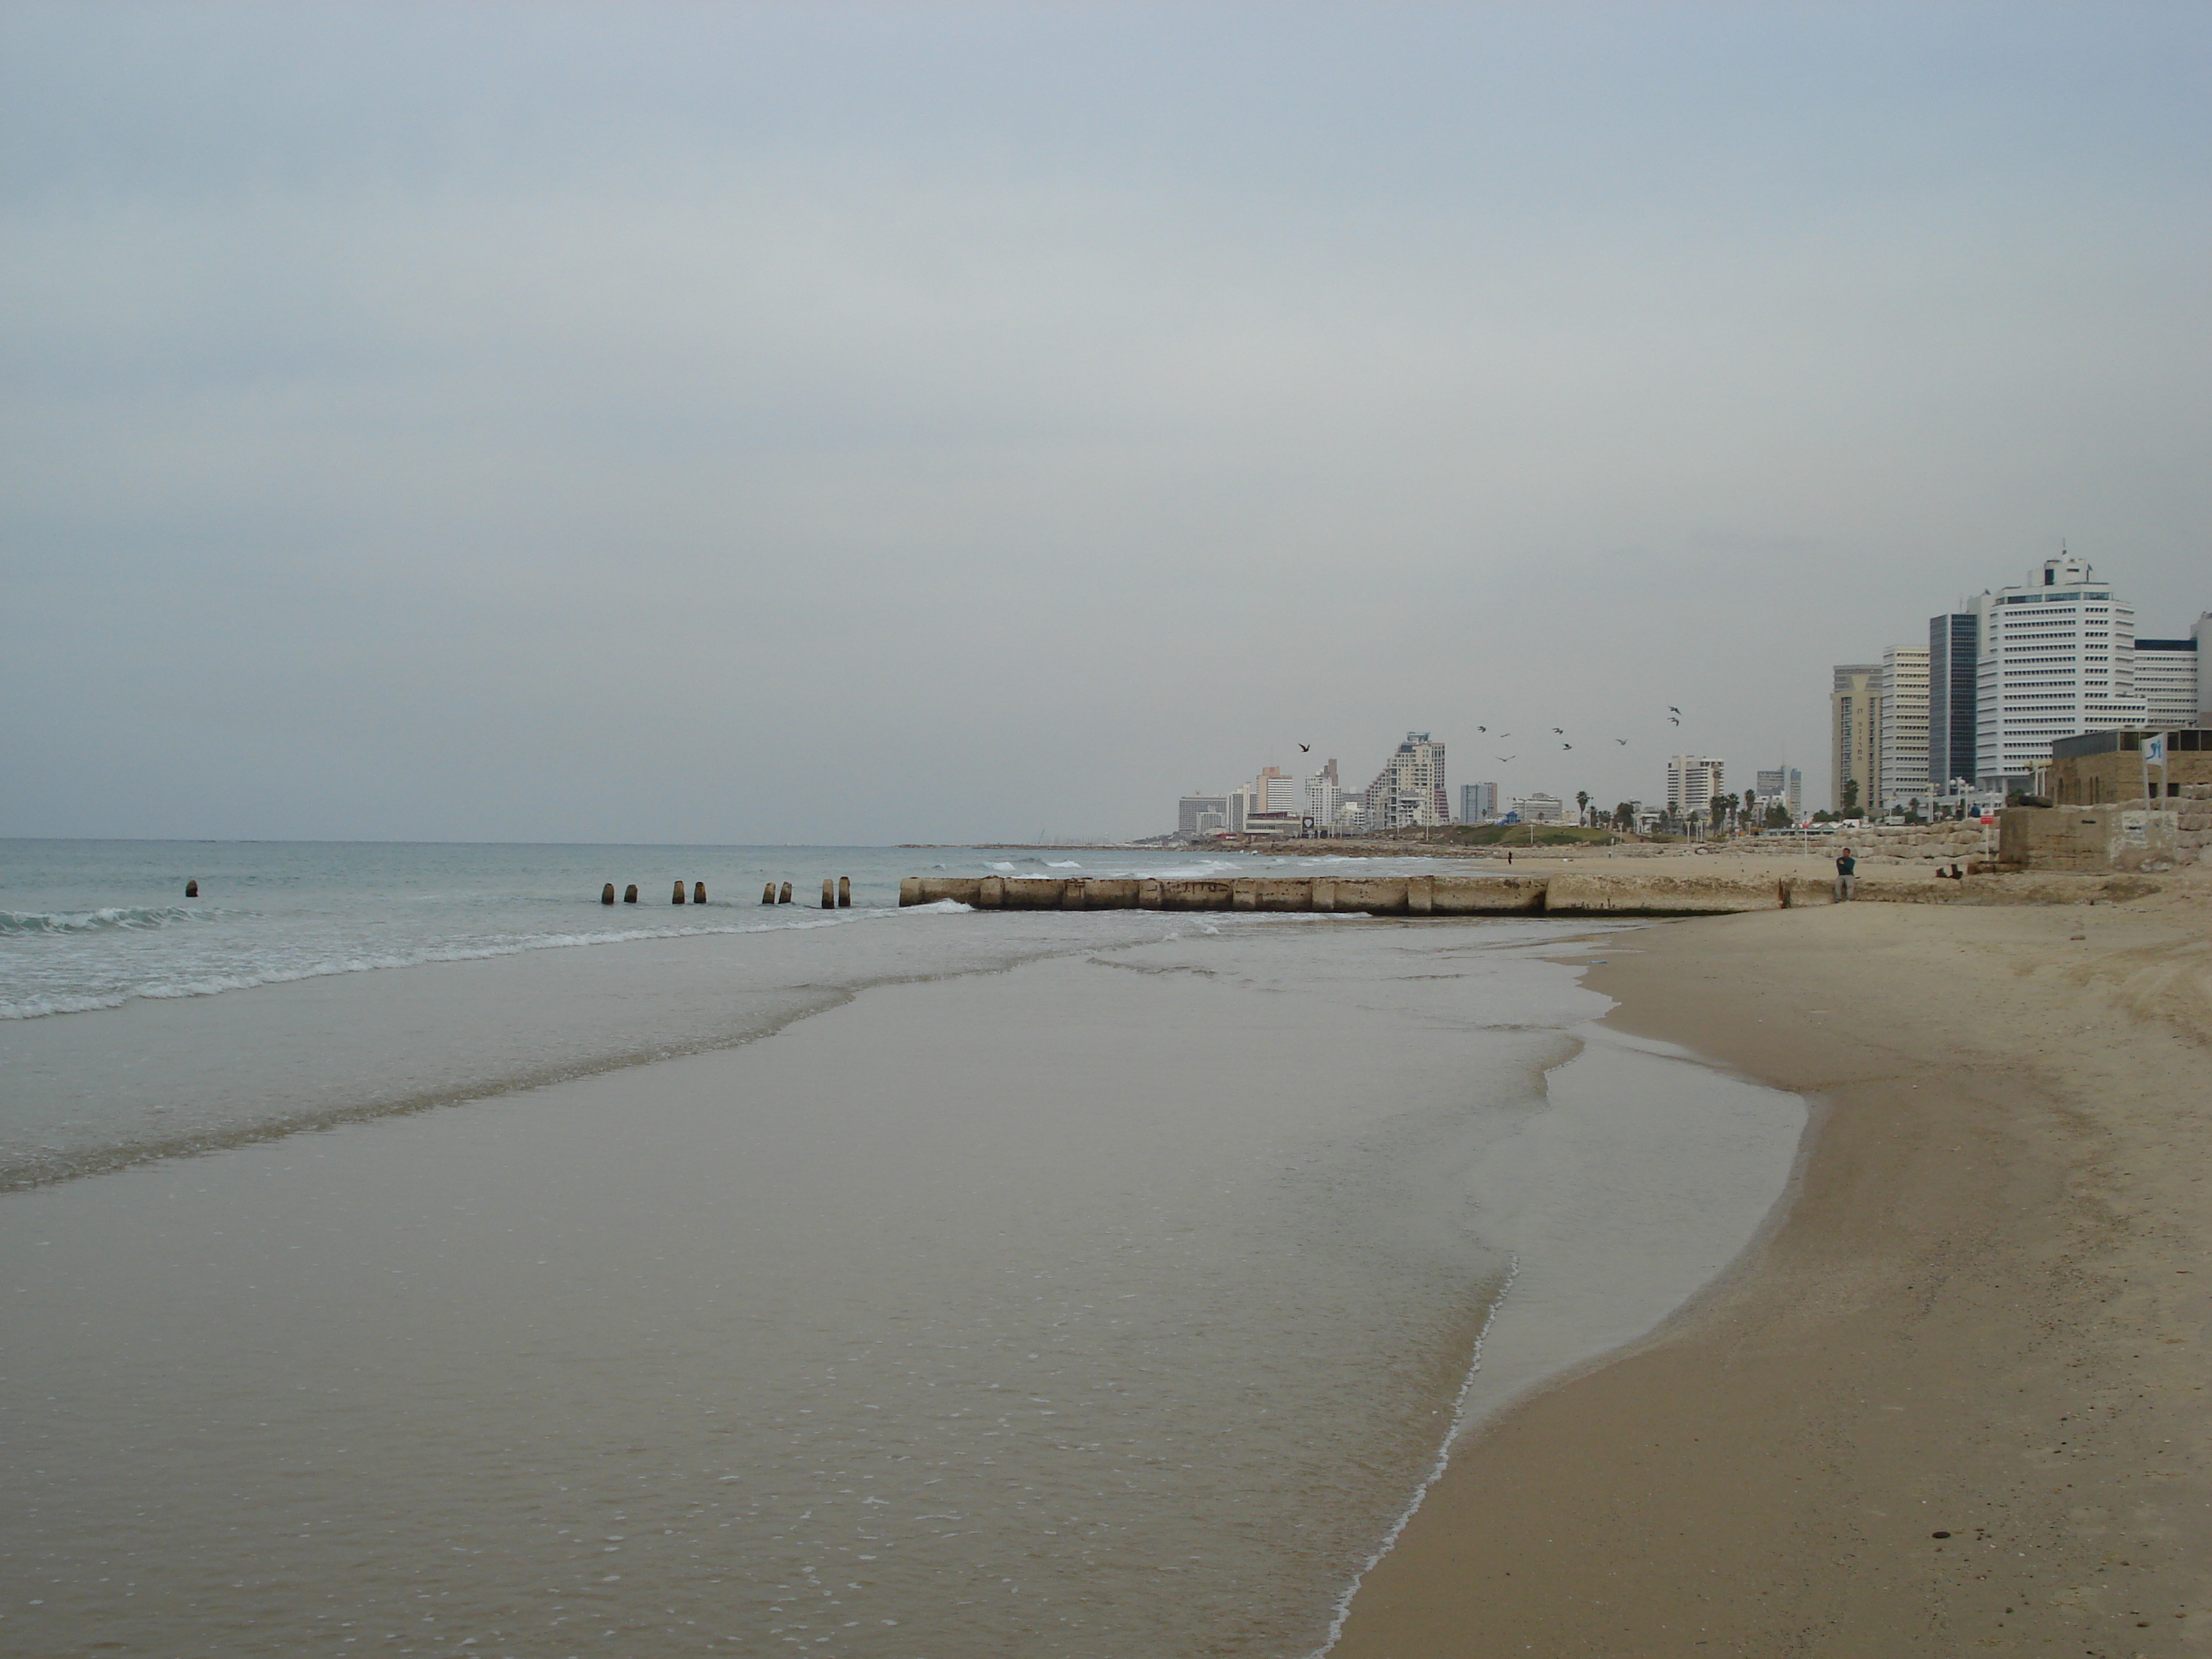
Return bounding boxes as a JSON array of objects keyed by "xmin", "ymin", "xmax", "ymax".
[
  {"xmin": 1665, "ymin": 755, "xmax": 1726, "ymax": 817},
  {"xmin": 1972, "ymin": 554, "xmax": 2144, "ymax": 791}
]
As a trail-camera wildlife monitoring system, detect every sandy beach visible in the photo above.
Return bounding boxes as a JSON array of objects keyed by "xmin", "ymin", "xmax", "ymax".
[{"xmin": 1334, "ymin": 873, "xmax": 2212, "ymax": 1656}]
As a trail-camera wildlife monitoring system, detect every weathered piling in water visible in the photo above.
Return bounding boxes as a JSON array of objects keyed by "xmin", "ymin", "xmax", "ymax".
[
  {"xmin": 778, "ymin": 882, "xmax": 793, "ymax": 905},
  {"xmin": 673, "ymin": 880, "xmax": 687, "ymax": 904},
  {"xmin": 624, "ymin": 884, "xmax": 639, "ymax": 904},
  {"xmin": 694, "ymin": 881, "xmax": 707, "ymax": 905},
  {"xmin": 896, "ymin": 871, "xmax": 1829, "ymax": 916},
  {"xmin": 837, "ymin": 876, "xmax": 851, "ymax": 909},
  {"xmin": 822, "ymin": 878, "xmax": 836, "ymax": 909},
  {"xmin": 762, "ymin": 883, "xmax": 776, "ymax": 905},
  {"xmin": 601, "ymin": 883, "xmax": 615, "ymax": 905},
  {"xmin": 185, "ymin": 880, "xmax": 198, "ymax": 899}
]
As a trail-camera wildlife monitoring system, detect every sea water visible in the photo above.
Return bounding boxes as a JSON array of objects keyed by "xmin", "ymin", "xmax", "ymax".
[{"xmin": 0, "ymin": 840, "xmax": 1805, "ymax": 1658}]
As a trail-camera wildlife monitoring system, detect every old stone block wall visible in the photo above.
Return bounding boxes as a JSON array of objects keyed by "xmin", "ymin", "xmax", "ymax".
[
  {"xmin": 1997, "ymin": 787, "xmax": 2208, "ymax": 872},
  {"xmin": 1805, "ymin": 822, "xmax": 1997, "ymax": 867}
]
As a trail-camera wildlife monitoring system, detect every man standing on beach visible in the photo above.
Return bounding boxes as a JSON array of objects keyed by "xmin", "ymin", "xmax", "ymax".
[{"xmin": 1835, "ymin": 847, "xmax": 1857, "ymax": 902}]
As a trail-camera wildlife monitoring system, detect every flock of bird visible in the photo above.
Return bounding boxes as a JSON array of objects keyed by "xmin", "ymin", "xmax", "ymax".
[
  {"xmin": 1467, "ymin": 707, "xmax": 1681, "ymax": 764},
  {"xmin": 1296, "ymin": 709, "xmax": 1687, "ymax": 770}
]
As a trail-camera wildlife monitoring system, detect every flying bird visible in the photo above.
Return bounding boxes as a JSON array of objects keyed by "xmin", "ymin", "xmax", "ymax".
[
  {"xmin": 1613, "ymin": 737, "xmax": 1628, "ymax": 745},
  {"xmin": 1668, "ymin": 706, "xmax": 1681, "ymax": 714},
  {"xmin": 1668, "ymin": 716, "xmax": 1681, "ymax": 726},
  {"xmin": 1561, "ymin": 742, "xmax": 1573, "ymax": 750},
  {"xmin": 1475, "ymin": 725, "xmax": 1486, "ymax": 732},
  {"xmin": 1551, "ymin": 727, "xmax": 1563, "ymax": 734},
  {"xmin": 1298, "ymin": 743, "xmax": 1310, "ymax": 752},
  {"xmin": 1496, "ymin": 754, "xmax": 1516, "ymax": 762}
]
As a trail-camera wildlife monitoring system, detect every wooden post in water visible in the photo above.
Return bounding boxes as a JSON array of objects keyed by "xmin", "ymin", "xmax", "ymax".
[
  {"xmin": 601, "ymin": 883, "xmax": 615, "ymax": 905},
  {"xmin": 821, "ymin": 878, "xmax": 835, "ymax": 909},
  {"xmin": 624, "ymin": 884, "xmax": 639, "ymax": 904},
  {"xmin": 778, "ymin": 882, "xmax": 793, "ymax": 904},
  {"xmin": 837, "ymin": 876, "xmax": 852, "ymax": 908},
  {"xmin": 673, "ymin": 880, "xmax": 687, "ymax": 904},
  {"xmin": 185, "ymin": 880, "xmax": 199, "ymax": 898},
  {"xmin": 693, "ymin": 881, "xmax": 707, "ymax": 905},
  {"xmin": 761, "ymin": 883, "xmax": 776, "ymax": 905}
]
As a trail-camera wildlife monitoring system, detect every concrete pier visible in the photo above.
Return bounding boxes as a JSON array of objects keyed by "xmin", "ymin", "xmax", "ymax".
[
  {"xmin": 623, "ymin": 884, "xmax": 639, "ymax": 904},
  {"xmin": 897, "ymin": 871, "xmax": 1842, "ymax": 916},
  {"xmin": 673, "ymin": 880, "xmax": 687, "ymax": 905},
  {"xmin": 693, "ymin": 881, "xmax": 708, "ymax": 905},
  {"xmin": 601, "ymin": 883, "xmax": 615, "ymax": 906},
  {"xmin": 762, "ymin": 884, "xmax": 776, "ymax": 905},
  {"xmin": 778, "ymin": 882, "xmax": 793, "ymax": 905},
  {"xmin": 822, "ymin": 878, "xmax": 836, "ymax": 909},
  {"xmin": 837, "ymin": 876, "xmax": 851, "ymax": 909}
]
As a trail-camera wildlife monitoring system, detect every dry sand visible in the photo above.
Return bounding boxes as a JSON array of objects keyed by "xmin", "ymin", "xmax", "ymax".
[{"xmin": 1332, "ymin": 874, "xmax": 2212, "ymax": 1657}]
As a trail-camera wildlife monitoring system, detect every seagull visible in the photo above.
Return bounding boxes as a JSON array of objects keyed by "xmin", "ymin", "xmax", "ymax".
[
  {"xmin": 1496, "ymin": 754, "xmax": 1516, "ymax": 762},
  {"xmin": 1551, "ymin": 727, "xmax": 1563, "ymax": 734},
  {"xmin": 1561, "ymin": 742, "xmax": 1573, "ymax": 750},
  {"xmin": 1475, "ymin": 725, "xmax": 1486, "ymax": 732},
  {"xmin": 1668, "ymin": 716, "xmax": 1681, "ymax": 726},
  {"xmin": 1613, "ymin": 737, "xmax": 1628, "ymax": 745},
  {"xmin": 1668, "ymin": 706, "xmax": 1681, "ymax": 714},
  {"xmin": 1298, "ymin": 743, "xmax": 1310, "ymax": 752}
]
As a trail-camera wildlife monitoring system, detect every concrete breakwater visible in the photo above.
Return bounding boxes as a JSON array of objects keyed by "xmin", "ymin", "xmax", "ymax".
[{"xmin": 899, "ymin": 872, "xmax": 1838, "ymax": 915}]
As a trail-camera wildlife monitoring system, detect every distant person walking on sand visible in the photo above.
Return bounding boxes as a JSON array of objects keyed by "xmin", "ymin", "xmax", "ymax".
[{"xmin": 1835, "ymin": 847, "xmax": 1858, "ymax": 902}]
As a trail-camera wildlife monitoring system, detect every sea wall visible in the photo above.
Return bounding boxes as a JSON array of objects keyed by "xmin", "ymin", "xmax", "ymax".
[
  {"xmin": 902, "ymin": 873, "xmax": 1825, "ymax": 916},
  {"xmin": 898, "ymin": 868, "xmax": 2164, "ymax": 914}
]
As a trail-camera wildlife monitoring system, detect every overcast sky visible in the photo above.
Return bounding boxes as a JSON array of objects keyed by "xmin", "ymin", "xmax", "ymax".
[{"xmin": 4, "ymin": 2, "xmax": 2206, "ymax": 840}]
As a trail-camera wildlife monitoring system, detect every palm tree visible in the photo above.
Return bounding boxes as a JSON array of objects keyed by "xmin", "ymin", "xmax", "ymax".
[
  {"xmin": 1709, "ymin": 792, "xmax": 1732, "ymax": 840},
  {"xmin": 1575, "ymin": 790, "xmax": 1591, "ymax": 827}
]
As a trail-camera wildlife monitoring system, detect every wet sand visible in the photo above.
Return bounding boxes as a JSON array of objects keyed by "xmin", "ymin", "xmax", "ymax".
[
  {"xmin": 1332, "ymin": 878, "xmax": 2212, "ymax": 1656},
  {"xmin": 0, "ymin": 919, "xmax": 1805, "ymax": 1659}
]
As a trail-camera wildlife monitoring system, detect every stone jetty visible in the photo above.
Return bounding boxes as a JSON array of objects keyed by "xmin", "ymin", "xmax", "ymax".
[{"xmin": 898, "ymin": 872, "xmax": 1840, "ymax": 915}]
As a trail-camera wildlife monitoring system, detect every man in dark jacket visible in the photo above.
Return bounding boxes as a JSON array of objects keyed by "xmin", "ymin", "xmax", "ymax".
[{"xmin": 1835, "ymin": 847, "xmax": 1858, "ymax": 902}]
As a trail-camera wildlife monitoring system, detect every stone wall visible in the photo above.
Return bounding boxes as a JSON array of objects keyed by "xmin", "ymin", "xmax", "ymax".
[
  {"xmin": 1802, "ymin": 822, "xmax": 1996, "ymax": 867},
  {"xmin": 1997, "ymin": 786, "xmax": 2209, "ymax": 872}
]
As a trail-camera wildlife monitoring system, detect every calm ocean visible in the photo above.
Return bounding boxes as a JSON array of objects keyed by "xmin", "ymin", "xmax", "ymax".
[{"xmin": 0, "ymin": 839, "xmax": 1804, "ymax": 1658}]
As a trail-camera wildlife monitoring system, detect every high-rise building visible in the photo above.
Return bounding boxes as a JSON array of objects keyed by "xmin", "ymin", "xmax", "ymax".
[
  {"xmin": 1927, "ymin": 611, "xmax": 1979, "ymax": 795},
  {"xmin": 1830, "ymin": 664, "xmax": 1881, "ymax": 815},
  {"xmin": 1878, "ymin": 645, "xmax": 1930, "ymax": 812},
  {"xmin": 1458, "ymin": 781, "xmax": 1498, "ymax": 823},
  {"xmin": 1510, "ymin": 793, "xmax": 1565, "ymax": 825},
  {"xmin": 1665, "ymin": 755, "xmax": 1727, "ymax": 817},
  {"xmin": 1304, "ymin": 759, "xmax": 1341, "ymax": 827},
  {"xmin": 1253, "ymin": 766, "xmax": 1298, "ymax": 814},
  {"xmin": 1755, "ymin": 767, "xmax": 1804, "ymax": 819},
  {"xmin": 1177, "ymin": 795, "xmax": 1231, "ymax": 836},
  {"xmin": 1364, "ymin": 732, "xmax": 1449, "ymax": 830},
  {"xmin": 2135, "ymin": 628, "xmax": 2203, "ymax": 729},
  {"xmin": 1973, "ymin": 554, "xmax": 2144, "ymax": 790}
]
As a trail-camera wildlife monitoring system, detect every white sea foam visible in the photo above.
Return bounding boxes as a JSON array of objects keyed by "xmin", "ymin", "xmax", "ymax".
[{"xmin": 1, "ymin": 904, "xmax": 218, "ymax": 935}]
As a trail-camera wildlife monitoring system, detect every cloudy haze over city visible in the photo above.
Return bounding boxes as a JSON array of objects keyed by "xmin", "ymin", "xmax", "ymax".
[{"xmin": 4, "ymin": 3, "xmax": 2206, "ymax": 842}]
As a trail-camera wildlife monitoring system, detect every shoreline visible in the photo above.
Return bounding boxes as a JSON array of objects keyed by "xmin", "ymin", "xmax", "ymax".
[{"xmin": 1330, "ymin": 876, "xmax": 2212, "ymax": 1655}]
